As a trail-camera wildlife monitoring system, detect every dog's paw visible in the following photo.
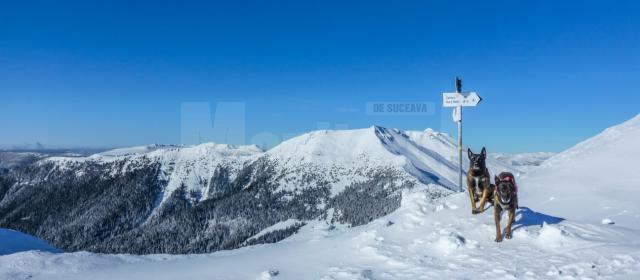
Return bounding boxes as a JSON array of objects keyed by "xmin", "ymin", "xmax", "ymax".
[
  {"xmin": 472, "ymin": 209, "xmax": 481, "ymax": 215},
  {"xmin": 505, "ymin": 232, "xmax": 512, "ymax": 239},
  {"xmin": 495, "ymin": 237, "xmax": 503, "ymax": 243}
]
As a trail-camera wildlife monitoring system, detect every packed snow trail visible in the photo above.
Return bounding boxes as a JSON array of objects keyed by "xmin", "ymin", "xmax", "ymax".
[{"xmin": 1, "ymin": 186, "xmax": 638, "ymax": 280}]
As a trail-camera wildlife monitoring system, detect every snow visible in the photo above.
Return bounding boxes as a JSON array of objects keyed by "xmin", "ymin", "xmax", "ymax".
[
  {"xmin": 44, "ymin": 143, "xmax": 263, "ymax": 212},
  {"xmin": 491, "ymin": 152, "xmax": 555, "ymax": 172},
  {"xmin": 0, "ymin": 228, "xmax": 60, "ymax": 256},
  {"xmin": 268, "ymin": 126, "xmax": 403, "ymax": 167},
  {"xmin": 535, "ymin": 222, "xmax": 570, "ymax": 249},
  {"xmin": 521, "ymin": 114, "xmax": 640, "ymax": 229},
  {"xmin": 265, "ymin": 126, "xmax": 408, "ymax": 195},
  {"xmin": 602, "ymin": 218, "xmax": 615, "ymax": 225},
  {"xmin": 145, "ymin": 143, "xmax": 262, "ymax": 205},
  {"xmin": 3, "ymin": 115, "xmax": 640, "ymax": 279},
  {"xmin": 42, "ymin": 126, "xmax": 517, "ymax": 208},
  {"xmin": 96, "ymin": 144, "xmax": 177, "ymax": 157},
  {"xmin": 1, "ymin": 187, "xmax": 639, "ymax": 279},
  {"xmin": 267, "ymin": 126, "xmax": 516, "ymax": 194},
  {"xmin": 245, "ymin": 219, "xmax": 303, "ymax": 242}
]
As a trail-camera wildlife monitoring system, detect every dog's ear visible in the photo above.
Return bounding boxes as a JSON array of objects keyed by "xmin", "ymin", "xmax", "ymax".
[
  {"xmin": 481, "ymin": 147, "xmax": 486, "ymax": 158},
  {"xmin": 494, "ymin": 175, "xmax": 500, "ymax": 184},
  {"xmin": 467, "ymin": 148, "xmax": 473, "ymax": 159}
]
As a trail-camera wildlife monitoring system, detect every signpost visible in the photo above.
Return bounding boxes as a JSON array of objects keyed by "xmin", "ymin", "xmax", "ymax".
[
  {"xmin": 443, "ymin": 92, "xmax": 482, "ymax": 107},
  {"xmin": 442, "ymin": 77, "xmax": 482, "ymax": 192}
]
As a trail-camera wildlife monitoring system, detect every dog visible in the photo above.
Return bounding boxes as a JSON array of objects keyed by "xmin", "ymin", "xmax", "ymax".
[
  {"xmin": 493, "ymin": 172, "xmax": 519, "ymax": 242},
  {"xmin": 466, "ymin": 147, "xmax": 494, "ymax": 214}
]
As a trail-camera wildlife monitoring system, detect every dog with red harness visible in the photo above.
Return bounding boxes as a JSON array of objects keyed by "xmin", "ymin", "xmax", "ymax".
[{"xmin": 493, "ymin": 172, "xmax": 519, "ymax": 242}]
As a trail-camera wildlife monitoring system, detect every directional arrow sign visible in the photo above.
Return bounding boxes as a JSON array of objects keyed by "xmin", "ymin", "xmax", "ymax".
[
  {"xmin": 442, "ymin": 92, "xmax": 482, "ymax": 107},
  {"xmin": 462, "ymin": 92, "xmax": 482, "ymax": 107}
]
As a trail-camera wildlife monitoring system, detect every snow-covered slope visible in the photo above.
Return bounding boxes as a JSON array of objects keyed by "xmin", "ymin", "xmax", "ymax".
[
  {"xmin": 2, "ymin": 186, "xmax": 639, "ymax": 279},
  {"xmin": 4, "ymin": 126, "xmax": 505, "ymax": 255},
  {"xmin": 0, "ymin": 228, "xmax": 60, "ymax": 256},
  {"xmin": 266, "ymin": 126, "xmax": 515, "ymax": 193},
  {"xmin": 521, "ymin": 114, "xmax": 640, "ymax": 229},
  {"xmin": 47, "ymin": 143, "xmax": 263, "ymax": 206},
  {"xmin": 0, "ymin": 152, "xmax": 45, "ymax": 169},
  {"xmin": 48, "ymin": 126, "xmax": 514, "ymax": 209},
  {"xmin": 0, "ymin": 125, "xmax": 524, "ymax": 255}
]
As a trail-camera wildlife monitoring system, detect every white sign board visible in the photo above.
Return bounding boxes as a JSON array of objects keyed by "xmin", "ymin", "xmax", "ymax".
[
  {"xmin": 452, "ymin": 106, "xmax": 461, "ymax": 122},
  {"xmin": 442, "ymin": 92, "xmax": 482, "ymax": 107}
]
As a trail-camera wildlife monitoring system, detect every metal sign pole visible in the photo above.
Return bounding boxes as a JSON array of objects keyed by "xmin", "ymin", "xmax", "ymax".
[
  {"xmin": 442, "ymin": 77, "xmax": 481, "ymax": 192},
  {"xmin": 458, "ymin": 117, "xmax": 463, "ymax": 192},
  {"xmin": 455, "ymin": 77, "xmax": 463, "ymax": 192}
]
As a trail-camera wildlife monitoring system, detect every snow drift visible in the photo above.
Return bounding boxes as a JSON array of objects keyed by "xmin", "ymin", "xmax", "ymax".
[{"xmin": 522, "ymin": 114, "xmax": 640, "ymax": 229}]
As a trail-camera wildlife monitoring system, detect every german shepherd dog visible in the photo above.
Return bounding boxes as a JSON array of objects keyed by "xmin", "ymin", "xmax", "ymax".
[
  {"xmin": 494, "ymin": 172, "xmax": 518, "ymax": 242},
  {"xmin": 467, "ymin": 147, "xmax": 494, "ymax": 214}
]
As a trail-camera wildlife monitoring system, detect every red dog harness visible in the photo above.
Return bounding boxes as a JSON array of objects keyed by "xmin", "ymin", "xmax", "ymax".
[{"xmin": 500, "ymin": 175, "xmax": 518, "ymax": 193}]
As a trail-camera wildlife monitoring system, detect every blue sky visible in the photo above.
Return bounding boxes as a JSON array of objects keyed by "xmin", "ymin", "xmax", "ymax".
[{"xmin": 1, "ymin": 1, "xmax": 638, "ymax": 153}]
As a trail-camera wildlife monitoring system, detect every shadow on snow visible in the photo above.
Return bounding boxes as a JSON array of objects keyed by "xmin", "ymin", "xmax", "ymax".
[{"xmin": 512, "ymin": 206, "xmax": 564, "ymax": 231}]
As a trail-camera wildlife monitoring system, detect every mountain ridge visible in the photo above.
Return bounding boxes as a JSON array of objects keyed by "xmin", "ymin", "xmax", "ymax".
[
  {"xmin": 2, "ymin": 116, "xmax": 640, "ymax": 279},
  {"xmin": 1, "ymin": 125, "xmax": 483, "ymax": 254}
]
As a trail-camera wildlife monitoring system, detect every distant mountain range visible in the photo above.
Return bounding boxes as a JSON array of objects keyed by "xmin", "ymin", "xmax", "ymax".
[
  {"xmin": 0, "ymin": 126, "xmax": 519, "ymax": 254},
  {"xmin": 490, "ymin": 152, "xmax": 555, "ymax": 172}
]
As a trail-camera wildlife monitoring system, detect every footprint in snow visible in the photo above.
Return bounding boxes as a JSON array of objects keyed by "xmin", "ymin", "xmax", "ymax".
[
  {"xmin": 259, "ymin": 270, "xmax": 279, "ymax": 280},
  {"xmin": 361, "ymin": 269, "xmax": 375, "ymax": 279},
  {"xmin": 601, "ymin": 218, "xmax": 615, "ymax": 225}
]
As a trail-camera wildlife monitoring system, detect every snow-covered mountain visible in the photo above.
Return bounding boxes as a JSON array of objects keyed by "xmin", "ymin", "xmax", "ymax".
[
  {"xmin": 264, "ymin": 126, "xmax": 513, "ymax": 194},
  {"xmin": 0, "ymin": 126, "xmax": 514, "ymax": 254},
  {"xmin": 0, "ymin": 149, "xmax": 107, "ymax": 169},
  {"xmin": 491, "ymin": 152, "xmax": 555, "ymax": 172},
  {"xmin": 0, "ymin": 152, "xmax": 45, "ymax": 169},
  {"xmin": 522, "ymin": 114, "xmax": 640, "ymax": 229},
  {"xmin": 47, "ymin": 143, "xmax": 263, "ymax": 206},
  {"xmin": 2, "ymin": 116, "xmax": 640, "ymax": 279}
]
